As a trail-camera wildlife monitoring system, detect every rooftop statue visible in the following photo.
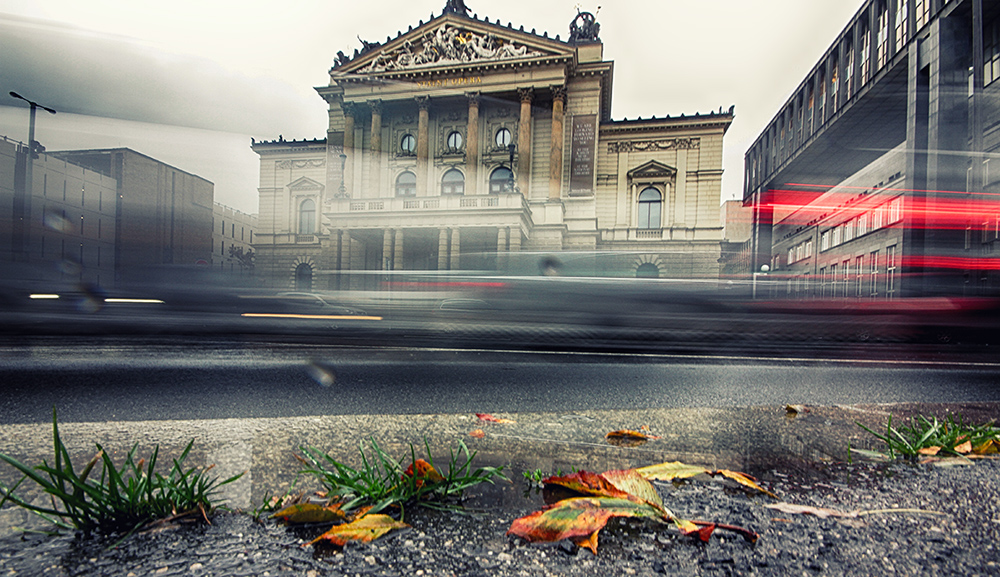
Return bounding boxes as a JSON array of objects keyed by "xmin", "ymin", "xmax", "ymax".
[
  {"xmin": 442, "ymin": 0, "xmax": 470, "ymax": 16},
  {"xmin": 569, "ymin": 10, "xmax": 600, "ymax": 43}
]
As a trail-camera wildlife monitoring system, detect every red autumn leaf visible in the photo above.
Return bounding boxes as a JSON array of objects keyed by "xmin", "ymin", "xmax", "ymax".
[
  {"xmin": 507, "ymin": 497, "xmax": 665, "ymax": 553},
  {"xmin": 542, "ymin": 471, "xmax": 634, "ymax": 501},
  {"xmin": 403, "ymin": 458, "xmax": 445, "ymax": 487},
  {"xmin": 476, "ymin": 413, "xmax": 516, "ymax": 424}
]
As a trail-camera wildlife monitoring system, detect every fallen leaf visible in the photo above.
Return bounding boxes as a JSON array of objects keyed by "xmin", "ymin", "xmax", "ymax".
[
  {"xmin": 918, "ymin": 446, "xmax": 941, "ymax": 456},
  {"xmin": 469, "ymin": 429, "xmax": 486, "ymax": 438},
  {"xmin": 605, "ymin": 430, "xmax": 659, "ymax": 447},
  {"xmin": 785, "ymin": 404, "xmax": 810, "ymax": 415},
  {"xmin": 953, "ymin": 440, "xmax": 973, "ymax": 454},
  {"xmin": 307, "ymin": 514, "xmax": 408, "ymax": 547},
  {"xmin": 271, "ymin": 503, "xmax": 345, "ymax": 524},
  {"xmin": 403, "ymin": 459, "xmax": 445, "ymax": 487},
  {"xmin": 634, "ymin": 461, "xmax": 709, "ymax": 481},
  {"xmin": 507, "ymin": 497, "xmax": 665, "ymax": 553},
  {"xmin": 714, "ymin": 470, "xmax": 779, "ymax": 499},
  {"xmin": 476, "ymin": 413, "xmax": 516, "ymax": 424},
  {"xmin": 635, "ymin": 461, "xmax": 777, "ymax": 498},
  {"xmin": 973, "ymin": 439, "xmax": 999, "ymax": 454},
  {"xmin": 542, "ymin": 471, "xmax": 634, "ymax": 501}
]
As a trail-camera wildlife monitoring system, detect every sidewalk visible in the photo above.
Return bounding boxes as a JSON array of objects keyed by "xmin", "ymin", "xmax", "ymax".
[{"xmin": 2, "ymin": 402, "xmax": 999, "ymax": 575}]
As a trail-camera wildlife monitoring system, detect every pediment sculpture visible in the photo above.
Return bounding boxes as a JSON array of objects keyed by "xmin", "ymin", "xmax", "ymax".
[{"xmin": 359, "ymin": 25, "xmax": 545, "ymax": 73}]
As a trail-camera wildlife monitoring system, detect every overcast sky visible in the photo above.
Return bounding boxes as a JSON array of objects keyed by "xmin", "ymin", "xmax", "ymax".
[{"xmin": 0, "ymin": 0, "xmax": 863, "ymax": 214}]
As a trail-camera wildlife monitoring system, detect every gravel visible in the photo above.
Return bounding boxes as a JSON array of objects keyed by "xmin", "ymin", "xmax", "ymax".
[{"xmin": 2, "ymin": 457, "xmax": 999, "ymax": 576}]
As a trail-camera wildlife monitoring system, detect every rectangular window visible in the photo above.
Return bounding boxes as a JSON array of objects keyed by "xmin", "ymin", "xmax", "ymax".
[
  {"xmin": 986, "ymin": 17, "xmax": 1000, "ymax": 86},
  {"xmin": 872, "ymin": 204, "xmax": 884, "ymax": 230},
  {"xmin": 843, "ymin": 259, "xmax": 851, "ymax": 295},
  {"xmin": 861, "ymin": 26, "xmax": 871, "ymax": 83},
  {"xmin": 830, "ymin": 263, "xmax": 839, "ymax": 297},
  {"xmin": 856, "ymin": 255, "xmax": 865, "ymax": 297},
  {"xmin": 895, "ymin": 0, "xmax": 908, "ymax": 52},
  {"xmin": 805, "ymin": 239, "xmax": 813, "ymax": 258},
  {"xmin": 788, "ymin": 248, "xmax": 795, "ymax": 264},
  {"xmin": 831, "ymin": 60, "xmax": 839, "ymax": 108},
  {"xmin": 859, "ymin": 213, "xmax": 868, "ymax": 236},
  {"xmin": 221, "ymin": 241, "xmax": 224, "ymax": 255},
  {"xmin": 221, "ymin": 220, "xmax": 225, "ymax": 235},
  {"xmin": 846, "ymin": 44, "xmax": 855, "ymax": 94},
  {"xmin": 877, "ymin": 6, "xmax": 889, "ymax": 68},
  {"xmin": 241, "ymin": 227, "xmax": 244, "ymax": 241},
  {"xmin": 833, "ymin": 226, "xmax": 842, "ymax": 247},
  {"xmin": 870, "ymin": 250, "xmax": 880, "ymax": 297},
  {"xmin": 886, "ymin": 245, "xmax": 897, "ymax": 297},
  {"xmin": 232, "ymin": 224, "xmax": 235, "ymax": 237},
  {"xmin": 915, "ymin": 0, "xmax": 928, "ymax": 28},
  {"xmin": 820, "ymin": 267, "xmax": 828, "ymax": 297},
  {"xmin": 844, "ymin": 219, "xmax": 855, "ymax": 243}
]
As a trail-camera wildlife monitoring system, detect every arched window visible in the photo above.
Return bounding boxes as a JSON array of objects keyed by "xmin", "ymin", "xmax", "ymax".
[
  {"xmin": 637, "ymin": 187, "xmax": 661, "ymax": 229},
  {"xmin": 442, "ymin": 169, "xmax": 465, "ymax": 195},
  {"xmin": 489, "ymin": 167, "xmax": 514, "ymax": 193},
  {"xmin": 298, "ymin": 199, "xmax": 316, "ymax": 235},
  {"xmin": 446, "ymin": 131, "xmax": 463, "ymax": 153},
  {"xmin": 294, "ymin": 263, "xmax": 313, "ymax": 291},
  {"xmin": 636, "ymin": 263, "xmax": 660, "ymax": 278},
  {"xmin": 495, "ymin": 128, "xmax": 512, "ymax": 148},
  {"xmin": 400, "ymin": 134, "xmax": 416, "ymax": 155},
  {"xmin": 396, "ymin": 171, "xmax": 416, "ymax": 196}
]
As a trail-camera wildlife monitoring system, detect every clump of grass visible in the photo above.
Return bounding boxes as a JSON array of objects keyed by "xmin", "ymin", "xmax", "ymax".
[
  {"xmin": 852, "ymin": 413, "xmax": 1000, "ymax": 461},
  {"xmin": 0, "ymin": 410, "xmax": 243, "ymax": 535},
  {"xmin": 295, "ymin": 437, "xmax": 505, "ymax": 518}
]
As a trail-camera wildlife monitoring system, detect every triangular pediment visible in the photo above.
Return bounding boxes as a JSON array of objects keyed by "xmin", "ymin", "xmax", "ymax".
[
  {"xmin": 333, "ymin": 13, "xmax": 573, "ymax": 77},
  {"xmin": 287, "ymin": 176, "xmax": 324, "ymax": 191},
  {"xmin": 628, "ymin": 160, "xmax": 677, "ymax": 180}
]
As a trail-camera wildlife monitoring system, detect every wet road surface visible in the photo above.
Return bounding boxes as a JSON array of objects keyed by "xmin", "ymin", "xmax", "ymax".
[{"xmin": 1, "ymin": 338, "xmax": 998, "ymax": 425}]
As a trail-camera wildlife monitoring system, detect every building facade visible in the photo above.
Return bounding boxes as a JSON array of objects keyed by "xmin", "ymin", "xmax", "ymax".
[
  {"xmin": 253, "ymin": 2, "xmax": 733, "ymax": 291},
  {"xmin": 55, "ymin": 148, "xmax": 214, "ymax": 284},
  {"xmin": 0, "ymin": 135, "xmax": 117, "ymax": 288},
  {"xmin": 745, "ymin": 0, "xmax": 1000, "ymax": 298},
  {"xmin": 213, "ymin": 203, "xmax": 258, "ymax": 277}
]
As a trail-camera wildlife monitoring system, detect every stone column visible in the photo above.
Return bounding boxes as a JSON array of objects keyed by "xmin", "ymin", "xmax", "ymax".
[
  {"xmin": 517, "ymin": 88, "xmax": 533, "ymax": 191},
  {"xmin": 548, "ymin": 86, "xmax": 566, "ymax": 200},
  {"xmin": 416, "ymin": 96, "xmax": 430, "ymax": 196},
  {"xmin": 438, "ymin": 228, "xmax": 449, "ymax": 270},
  {"xmin": 382, "ymin": 228, "xmax": 393, "ymax": 271},
  {"xmin": 369, "ymin": 99, "xmax": 383, "ymax": 198},
  {"xmin": 466, "ymin": 93, "xmax": 480, "ymax": 196},
  {"xmin": 450, "ymin": 228, "xmax": 461, "ymax": 270},
  {"xmin": 496, "ymin": 227, "xmax": 508, "ymax": 271},
  {"xmin": 393, "ymin": 228, "xmax": 404, "ymax": 271},
  {"xmin": 508, "ymin": 227, "xmax": 521, "ymax": 252},
  {"xmin": 343, "ymin": 103, "xmax": 356, "ymax": 196}
]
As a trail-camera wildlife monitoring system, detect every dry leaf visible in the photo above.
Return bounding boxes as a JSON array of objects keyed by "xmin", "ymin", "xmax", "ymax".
[
  {"xmin": 469, "ymin": 429, "xmax": 486, "ymax": 438},
  {"xmin": 917, "ymin": 446, "xmax": 941, "ymax": 456},
  {"xmin": 765, "ymin": 503, "xmax": 856, "ymax": 519},
  {"xmin": 953, "ymin": 440, "xmax": 973, "ymax": 454},
  {"xmin": 307, "ymin": 514, "xmax": 408, "ymax": 547},
  {"xmin": 476, "ymin": 413, "xmax": 516, "ymax": 424}
]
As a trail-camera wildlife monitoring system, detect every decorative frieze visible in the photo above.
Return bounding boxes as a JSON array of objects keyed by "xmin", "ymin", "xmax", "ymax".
[
  {"xmin": 276, "ymin": 159, "xmax": 326, "ymax": 169},
  {"xmin": 360, "ymin": 25, "xmax": 545, "ymax": 73},
  {"xmin": 607, "ymin": 138, "xmax": 701, "ymax": 154}
]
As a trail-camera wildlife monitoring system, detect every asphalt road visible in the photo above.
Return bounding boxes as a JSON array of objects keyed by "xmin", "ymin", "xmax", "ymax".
[{"xmin": 1, "ymin": 338, "xmax": 999, "ymax": 424}]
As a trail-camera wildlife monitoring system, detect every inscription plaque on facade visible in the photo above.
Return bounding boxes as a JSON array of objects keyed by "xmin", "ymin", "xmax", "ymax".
[{"xmin": 569, "ymin": 115, "xmax": 597, "ymax": 195}]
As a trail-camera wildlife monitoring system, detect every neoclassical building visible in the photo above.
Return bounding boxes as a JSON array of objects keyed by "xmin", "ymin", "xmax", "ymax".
[{"xmin": 253, "ymin": 1, "xmax": 733, "ymax": 290}]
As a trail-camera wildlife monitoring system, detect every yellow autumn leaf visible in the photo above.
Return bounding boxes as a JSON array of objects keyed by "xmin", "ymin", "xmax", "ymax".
[
  {"xmin": 271, "ymin": 502, "xmax": 345, "ymax": 524},
  {"xmin": 973, "ymin": 439, "xmax": 999, "ymax": 454},
  {"xmin": 917, "ymin": 446, "xmax": 941, "ymax": 456},
  {"xmin": 307, "ymin": 514, "xmax": 408, "ymax": 547},
  {"xmin": 954, "ymin": 440, "xmax": 973, "ymax": 454},
  {"xmin": 716, "ymin": 470, "xmax": 779, "ymax": 499},
  {"xmin": 634, "ymin": 461, "xmax": 709, "ymax": 481}
]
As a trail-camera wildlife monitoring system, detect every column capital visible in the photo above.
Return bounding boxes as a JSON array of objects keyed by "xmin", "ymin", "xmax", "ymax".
[
  {"xmin": 466, "ymin": 92, "xmax": 481, "ymax": 106},
  {"xmin": 550, "ymin": 85, "xmax": 567, "ymax": 103},
  {"xmin": 342, "ymin": 102, "xmax": 358, "ymax": 118},
  {"xmin": 368, "ymin": 99, "xmax": 383, "ymax": 114},
  {"xmin": 518, "ymin": 87, "xmax": 534, "ymax": 103},
  {"xmin": 415, "ymin": 95, "xmax": 430, "ymax": 110}
]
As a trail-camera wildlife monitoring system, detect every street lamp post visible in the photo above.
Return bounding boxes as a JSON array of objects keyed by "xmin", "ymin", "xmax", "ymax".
[{"xmin": 9, "ymin": 92, "xmax": 56, "ymax": 261}]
